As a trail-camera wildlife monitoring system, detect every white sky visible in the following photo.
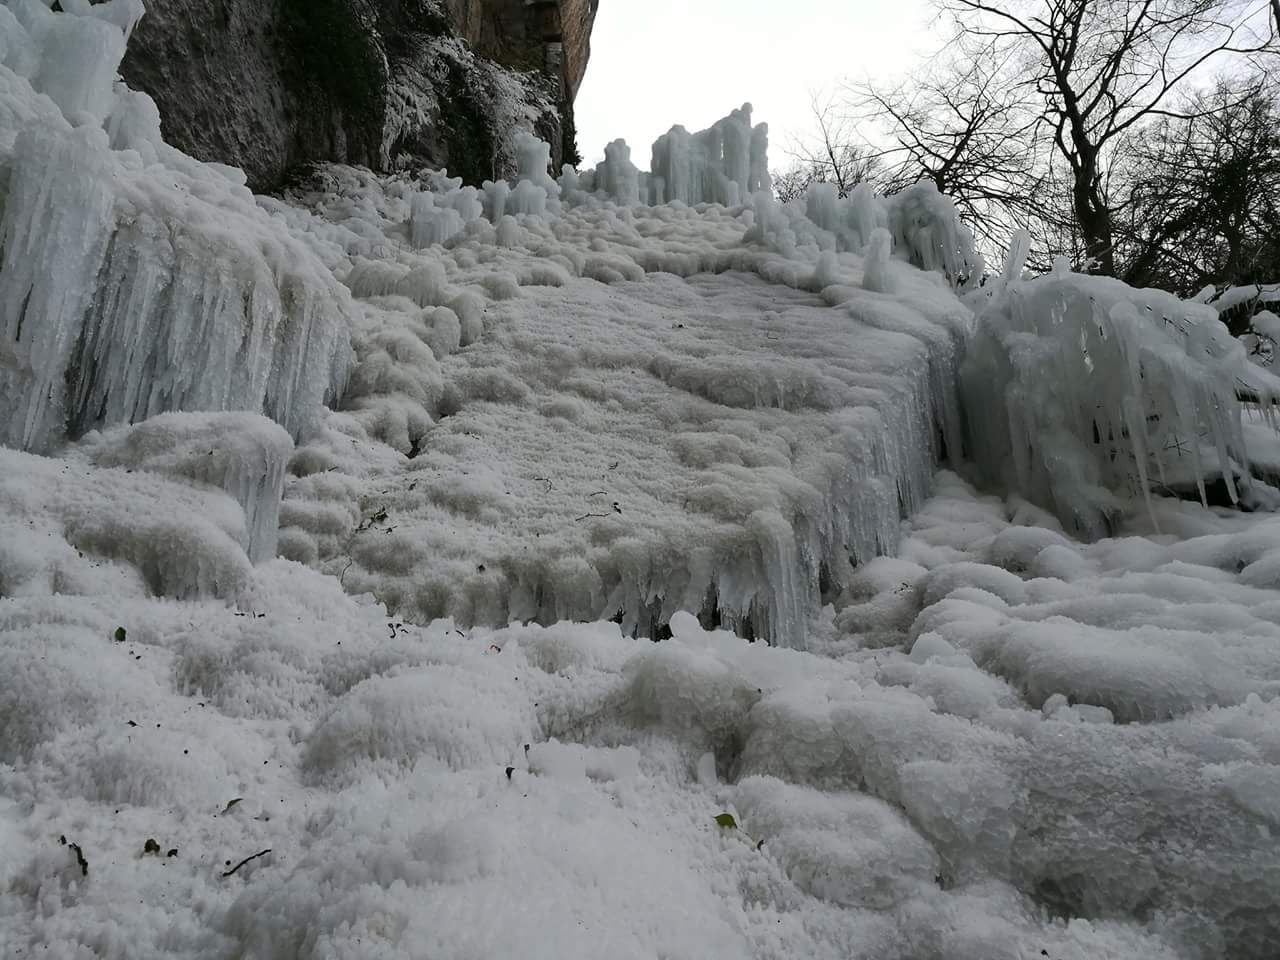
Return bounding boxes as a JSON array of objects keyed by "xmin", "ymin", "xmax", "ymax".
[{"xmin": 574, "ymin": 0, "xmax": 938, "ymax": 170}]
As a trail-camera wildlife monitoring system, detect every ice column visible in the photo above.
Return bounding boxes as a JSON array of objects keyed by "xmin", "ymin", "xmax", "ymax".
[
  {"xmin": 598, "ymin": 139, "xmax": 640, "ymax": 205},
  {"xmin": 650, "ymin": 104, "xmax": 770, "ymax": 206}
]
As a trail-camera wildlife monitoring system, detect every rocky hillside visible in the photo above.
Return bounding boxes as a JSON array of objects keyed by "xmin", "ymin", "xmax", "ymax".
[{"xmin": 120, "ymin": 0, "xmax": 597, "ymax": 190}]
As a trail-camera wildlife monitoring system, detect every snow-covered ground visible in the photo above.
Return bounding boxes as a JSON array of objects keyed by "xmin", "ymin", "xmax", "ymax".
[
  {"xmin": 6, "ymin": 461, "xmax": 1280, "ymax": 959},
  {"xmin": 4, "ymin": 3, "xmax": 1280, "ymax": 959}
]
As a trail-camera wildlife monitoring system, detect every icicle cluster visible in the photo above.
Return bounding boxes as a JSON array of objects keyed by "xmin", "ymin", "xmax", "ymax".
[
  {"xmin": 409, "ymin": 185, "xmax": 482, "ymax": 248},
  {"xmin": 0, "ymin": 0, "xmax": 353, "ymax": 454},
  {"xmin": 963, "ymin": 242, "xmax": 1276, "ymax": 537},
  {"xmin": 648, "ymin": 103, "xmax": 770, "ymax": 207},
  {"xmin": 555, "ymin": 106, "xmax": 978, "ymax": 299},
  {"xmin": 884, "ymin": 182, "xmax": 981, "ymax": 285}
]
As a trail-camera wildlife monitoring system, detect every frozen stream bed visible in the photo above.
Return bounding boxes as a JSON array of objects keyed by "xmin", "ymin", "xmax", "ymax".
[{"xmin": 282, "ymin": 267, "xmax": 965, "ymax": 647}]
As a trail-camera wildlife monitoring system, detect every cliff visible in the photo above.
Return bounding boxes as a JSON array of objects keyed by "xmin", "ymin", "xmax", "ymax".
[{"xmin": 119, "ymin": 0, "xmax": 597, "ymax": 191}]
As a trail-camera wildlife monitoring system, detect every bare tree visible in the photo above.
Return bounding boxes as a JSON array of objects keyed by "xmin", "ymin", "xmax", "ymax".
[
  {"xmin": 940, "ymin": 0, "xmax": 1277, "ymax": 275},
  {"xmin": 1121, "ymin": 76, "xmax": 1278, "ymax": 287},
  {"xmin": 843, "ymin": 41, "xmax": 1055, "ymax": 259},
  {"xmin": 773, "ymin": 94, "xmax": 883, "ymax": 202},
  {"xmin": 1111, "ymin": 73, "xmax": 1280, "ymax": 323}
]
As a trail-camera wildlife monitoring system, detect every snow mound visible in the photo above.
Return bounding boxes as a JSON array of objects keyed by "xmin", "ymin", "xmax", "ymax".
[
  {"xmin": 733, "ymin": 775, "xmax": 939, "ymax": 909},
  {"xmin": 0, "ymin": 446, "xmax": 251, "ymax": 600},
  {"xmin": 302, "ymin": 666, "xmax": 536, "ymax": 786},
  {"xmin": 76, "ymin": 413, "xmax": 293, "ymax": 562},
  {"xmin": 822, "ymin": 470, "xmax": 1280, "ymax": 953}
]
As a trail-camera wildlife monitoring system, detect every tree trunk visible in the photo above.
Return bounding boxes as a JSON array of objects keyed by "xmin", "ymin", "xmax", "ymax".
[{"xmin": 1072, "ymin": 175, "xmax": 1115, "ymax": 275}]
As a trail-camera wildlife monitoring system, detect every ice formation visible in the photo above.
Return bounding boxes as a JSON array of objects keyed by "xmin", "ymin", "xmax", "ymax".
[
  {"xmin": 649, "ymin": 103, "xmax": 770, "ymax": 206},
  {"xmin": 1, "ymin": 0, "xmax": 1263, "ymax": 640},
  {"xmin": 7, "ymin": 6, "xmax": 1280, "ymax": 955},
  {"xmin": 0, "ymin": 0, "xmax": 353, "ymax": 454},
  {"xmin": 269, "ymin": 159, "xmax": 972, "ymax": 647},
  {"xmin": 597, "ymin": 138, "xmax": 641, "ymax": 205},
  {"xmin": 567, "ymin": 104, "xmax": 775, "ymax": 209},
  {"xmin": 199, "ymin": 90, "xmax": 989, "ymax": 646},
  {"xmin": 963, "ymin": 243, "xmax": 1280, "ymax": 537},
  {"xmin": 75, "ymin": 412, "xmax": 294, "ymax": 563},
  {"xmin": 0, "ymin": 444, "xmax": 254, "ymax": 601}
]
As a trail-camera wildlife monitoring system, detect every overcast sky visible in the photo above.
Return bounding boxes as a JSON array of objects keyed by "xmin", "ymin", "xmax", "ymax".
[{"xmin": 574, "ymin": 0, "xmax": 936, "ymax": 170}]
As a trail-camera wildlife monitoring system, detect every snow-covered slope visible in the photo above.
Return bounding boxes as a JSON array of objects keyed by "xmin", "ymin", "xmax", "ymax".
[{"xmin": 4, "ymin": 4, "xmax": 1280, "ymax": 959}]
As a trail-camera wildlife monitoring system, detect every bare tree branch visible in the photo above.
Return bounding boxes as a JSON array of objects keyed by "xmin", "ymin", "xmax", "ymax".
[{"xmin": 939, "ymin": 0, "xmax": 1277, "ymax": 274}]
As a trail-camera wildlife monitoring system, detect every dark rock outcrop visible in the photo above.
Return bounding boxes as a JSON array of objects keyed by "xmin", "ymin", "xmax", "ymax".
[{"xmin": 120, "ymin": 0, "xmax": 596, "ymax": 191}]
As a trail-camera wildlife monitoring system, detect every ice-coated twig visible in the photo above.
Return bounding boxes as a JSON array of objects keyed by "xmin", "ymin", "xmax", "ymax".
[{"xmin": 223, "ymin": 849, "xmax": 272, "ymax": 878}]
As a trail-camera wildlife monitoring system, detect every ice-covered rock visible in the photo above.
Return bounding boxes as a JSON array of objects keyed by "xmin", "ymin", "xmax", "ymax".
[{"xmin": 114, "ymin": 0, "xmax": 580, "ymax": 191}]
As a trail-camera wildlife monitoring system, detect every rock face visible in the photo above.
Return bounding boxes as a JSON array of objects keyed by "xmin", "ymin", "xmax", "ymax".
[
  {"xmin": 120, "ymin": 0, "xmax": 597, "ymax": 191},
  {"xmin": 442, "ymin": 0, "xmax": 595, "ymax": 99}
]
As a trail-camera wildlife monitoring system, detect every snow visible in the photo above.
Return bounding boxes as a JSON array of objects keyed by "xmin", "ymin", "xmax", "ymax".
[
  {"xmin": 283, "ymin": 262, "xmax": 965, "ymax": 648},
  {"xmin": 5, "ymin": 3, "xmax": 1280, "ymax": 957},
  {"xmin": 10, "ymin": 473, "xmax": 1280, "ymax": 957},
  {"xmin": 1210, "ymin": 281, "xmax": 1280, "ymax": 316}
]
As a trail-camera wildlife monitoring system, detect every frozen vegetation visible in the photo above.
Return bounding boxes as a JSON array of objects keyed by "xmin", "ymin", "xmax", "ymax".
[
  {"xmin": 3, "ymin": 3, "xmax": 1280, "ymax": 959},
  {"xmin": 964, "ymin": 245, "xmax": 1280, "ymax": 538}
]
